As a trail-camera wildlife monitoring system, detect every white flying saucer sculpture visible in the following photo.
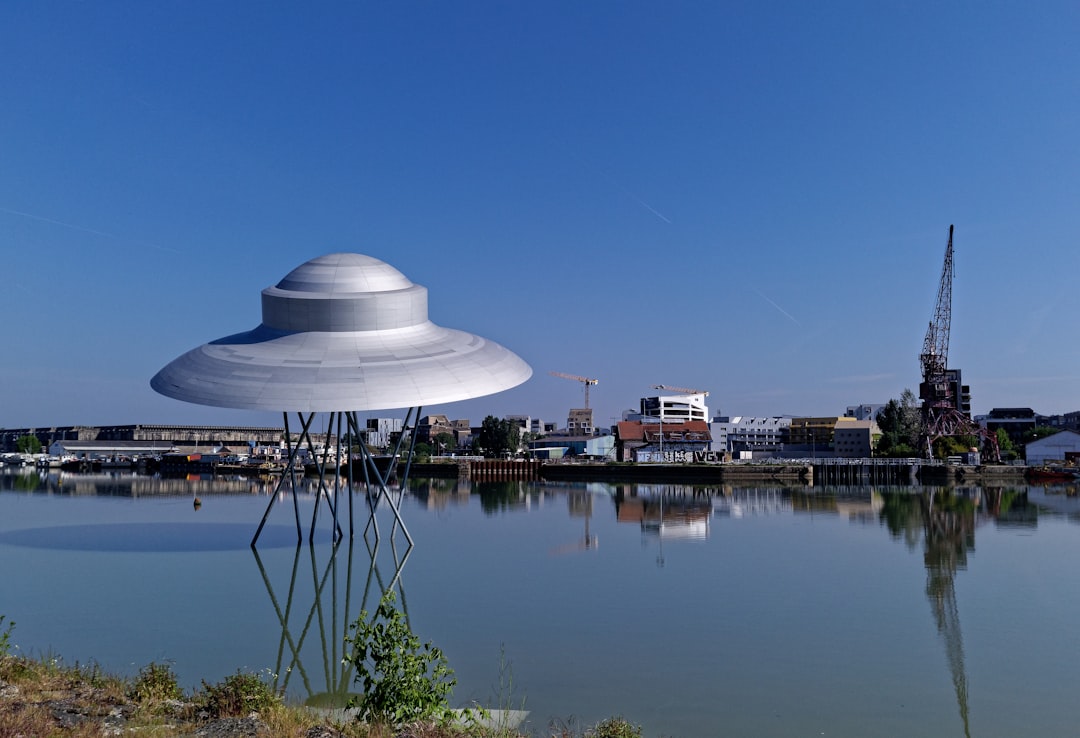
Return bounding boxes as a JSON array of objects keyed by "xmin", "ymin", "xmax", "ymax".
[
  {"xmin": 151, "ymin": 252, "xmax": 531, "ymax": 411},
  {"xmin": 151, "ymin": 252, "xmax": 532, "ymax": 545}
]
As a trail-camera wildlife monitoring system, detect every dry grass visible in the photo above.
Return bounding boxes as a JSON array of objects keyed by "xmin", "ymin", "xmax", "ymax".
[{"xmin": 0, "ymin": 654, "xmax": 540, "ymax": 738}]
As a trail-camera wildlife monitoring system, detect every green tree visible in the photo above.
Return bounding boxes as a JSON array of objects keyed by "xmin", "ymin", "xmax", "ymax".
[
  {"xmin": 996, "ymin": 428, "xmax": 1018, "ymax": 461},
  {"xmin": 1022, "ymin": 426, "xmax": 1060, "ymax": 444},
  {"xmin": 933, "ymin": 434, "xmax": 976, "ymax": 459},
  {"xmin": 874, "ymin": 389, "xmax": 921, "ymax": 457},
  {"xmin": 474, "ymin": 416, "xmax": 520, "ymax": 459},
  {"xmin": 15, "ymin": 434, "xmax": 42, "ymax": 454},
  {"xmin": 432, "ymin": 432, "xmax": 455, "ymax": 456}
]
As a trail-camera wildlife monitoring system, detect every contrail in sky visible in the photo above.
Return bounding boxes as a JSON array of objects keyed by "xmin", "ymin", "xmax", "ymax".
[
  {"xmin": 595, "ymin": 170, "xmax": 673, "ymax": 223},
  {"xmin": 0, "ymin": 206, "xmax": 181, "ymax": 254},
  {"xmin": 754, "ymin": 288, "xmax": 801, "ymax": 326},
  {"xmin": 624, "ymin": 190, "xmax": 672, "ymax": 223}
]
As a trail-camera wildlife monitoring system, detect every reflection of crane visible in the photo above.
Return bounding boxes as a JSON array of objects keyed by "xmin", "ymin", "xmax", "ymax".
[
  {"xmin": 923, "ymin": 491, "xmax": 974, "ymax": 738},
  {"xmin": 550, "ymin": 491, "xmax": 598, "ymax": 555},
  {"xmin": 652, "ymin": 384, "xmax": 709, "ymax": 396},
  {"xmin": 918, "ymin": 226, "xmax": 998, "ymax": 461},
  {"xmin": 550, "ymin": 371, "xmax": 599, "ymax": 409}
]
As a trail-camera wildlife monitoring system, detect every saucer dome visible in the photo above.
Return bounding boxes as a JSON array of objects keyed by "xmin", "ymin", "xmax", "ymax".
[{"xmin": 150, "ymin": 253, "xmax": 532, "ymax": 412}]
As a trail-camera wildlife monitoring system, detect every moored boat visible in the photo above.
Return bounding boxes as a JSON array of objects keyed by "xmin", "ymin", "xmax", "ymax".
[{"xmin": 1025, "ymin": 466, "xmax": 1079, "ymax": 482}]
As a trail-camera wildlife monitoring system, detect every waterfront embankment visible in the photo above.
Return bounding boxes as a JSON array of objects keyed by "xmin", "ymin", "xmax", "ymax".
[{"xmin": 407, "ymin": 459, "xmax": 1029, "ymax": 486}]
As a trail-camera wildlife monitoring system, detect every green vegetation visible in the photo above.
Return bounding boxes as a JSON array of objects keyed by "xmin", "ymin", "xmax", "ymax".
[
  {"xmin": 344, "ymin": 590, "xmax": 458, "ymax": 725},
  {"xmin": 590, "ymin": 717, "xmax": 643, "ymax": 738},
  {"xmin": 474, "ymin": 415, "xmax": 521, "ymax": 459},
  {"xmin": 1022, "ymin": 426, "xmax": 1060, "ymax": 445},
  {"xmin": 15, "ymin": 434, "xmax": 42, "ymax": 454},
  {"xmin": 996, "ymin": 428, "xmax": 1018, "ymax": 461},
  {"xmin": 0, "ymin": 613, "xmax": 650, "ymax": 737},
  {"xmin": 874, "ymin": 389, "xmax": 921, "ymax": 457},
  {"xmin": 932, "ymin": 434, "xmax": 979, "ymax": 459},
  {"xmin": 129, "ymin": 661, "xmax": 183, "ymax": 704},
  {"xmin": 196, "ymin": 668, "xmax": 282, "ymax": 717},
  {"xmin": 0, "ymin": 615, "xmax": 13, "ymax": 656},
  {"xmin": 433, "ymin": 431, "xmax": 457, "ymax": 455}
]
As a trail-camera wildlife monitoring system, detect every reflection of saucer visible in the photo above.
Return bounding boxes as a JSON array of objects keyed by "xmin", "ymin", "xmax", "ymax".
[{"xmin": 0, "ymin": 523, "xmax": 301, "ymax": 552}]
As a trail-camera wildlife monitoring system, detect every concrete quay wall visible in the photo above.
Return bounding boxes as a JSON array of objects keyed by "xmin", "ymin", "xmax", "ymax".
[{"xmin": 407, "ymin": 460, "xmax": 1028, "ymax": 486}]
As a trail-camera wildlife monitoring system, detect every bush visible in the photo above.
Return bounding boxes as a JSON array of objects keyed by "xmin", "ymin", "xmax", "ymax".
[
  {"xmin": 197, "ymin": 670, "xmax": 281, "ymax": 718},
  {"xmin": 590, "ymin": 717, "xmax": 643, "ymax": 738},
  {"xmin": 130, "ymin": 661, "xmax": 183, "ymax": 704},
  {"xmin": 344, "ymin": 590, "xmax": 457, "ymax": 725}
]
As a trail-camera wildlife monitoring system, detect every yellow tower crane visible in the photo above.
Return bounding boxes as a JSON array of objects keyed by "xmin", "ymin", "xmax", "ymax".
[{"xmin": 550, "ymin": 371, "xmax": 599, "ymax": 409}]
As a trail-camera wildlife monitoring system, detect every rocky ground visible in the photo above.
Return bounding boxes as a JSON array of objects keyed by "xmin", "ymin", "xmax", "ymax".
[{"xmin": 0, "ymin": 670, "xmax": 352, "ymax": 737}]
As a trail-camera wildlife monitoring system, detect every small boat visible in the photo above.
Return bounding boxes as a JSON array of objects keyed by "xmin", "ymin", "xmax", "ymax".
[{"xmin": 1025, "ymin": 467, "xmax": 1080, "ymax": 482}]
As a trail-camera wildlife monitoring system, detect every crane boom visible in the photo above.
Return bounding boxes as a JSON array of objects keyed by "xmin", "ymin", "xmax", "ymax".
[
  {"xmin": 920, "ymin": 224, "xmax": 954, "ymax": 388},
  {"xmin": 550, "ymin": 371, "xmax": 599, "ymax": 409}
]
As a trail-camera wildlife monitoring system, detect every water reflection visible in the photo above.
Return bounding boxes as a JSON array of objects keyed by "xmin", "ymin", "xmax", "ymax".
[
  {"xmin": 252, "ymin": 525, "xmax": 413, "ymax": 707},
  {"xmin": 8, "ymin": 468, "xmax": 1080, "ymax": 737}
]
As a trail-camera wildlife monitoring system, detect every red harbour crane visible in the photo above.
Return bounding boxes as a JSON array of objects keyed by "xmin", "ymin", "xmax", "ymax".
[{"xmin": 918, "ymin": 226, "xmax": 998, "ymax": 461}]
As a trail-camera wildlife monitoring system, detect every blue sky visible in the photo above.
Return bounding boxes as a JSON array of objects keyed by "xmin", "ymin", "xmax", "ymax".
[{"xmin": 2, "ymin": 1, "xmax": 1078, "ymax": 431}]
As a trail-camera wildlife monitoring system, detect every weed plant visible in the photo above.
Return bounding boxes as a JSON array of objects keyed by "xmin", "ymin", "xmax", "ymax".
[
  {"xmin": 195, "ymin": 669, "xmax": 282, "ymax": 718},
  {"xmin": 0, "ymin": 615, "xmax": 13, "ymax": 656},
  {"xmin": 129, "ymin": 661, "xmax": 182, "ymax": 704},
  {"xmin": 344, "ymin": 591, "xmax": 458, "ymax": 726}
]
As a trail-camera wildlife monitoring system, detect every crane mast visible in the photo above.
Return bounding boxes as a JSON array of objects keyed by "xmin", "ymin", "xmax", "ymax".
[
  {"xmin": 919, "ymin": 226, "xmax": 955, "ymax": 422},
  {"xmin": 917, "ymin": 226, "xmax": 998, "ymax": 461}
]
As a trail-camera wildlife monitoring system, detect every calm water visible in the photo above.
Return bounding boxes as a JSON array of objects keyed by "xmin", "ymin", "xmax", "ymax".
[{"xmin": 2, "ymin": 467, "xmax": 1080, "ymax": 737}]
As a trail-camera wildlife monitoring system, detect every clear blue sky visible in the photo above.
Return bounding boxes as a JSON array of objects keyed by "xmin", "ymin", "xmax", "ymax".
[{"xmin": 2, "ymin": 1, "xmax": 1078, "ymax": 431}]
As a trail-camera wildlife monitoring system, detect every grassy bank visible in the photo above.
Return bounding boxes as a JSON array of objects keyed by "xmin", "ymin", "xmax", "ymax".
[{"xmin": 0, "ymin": 617, "xmax": 645, "ymax": 738}]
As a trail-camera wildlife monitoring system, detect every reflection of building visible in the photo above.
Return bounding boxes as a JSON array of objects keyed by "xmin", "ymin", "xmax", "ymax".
[
  {"xmin": 613, "ymin": 487, "xmax": 711, "ymax": 539},
  {"xmin": 711, "ymin": 489, "xmax": 792, "ymax": 517}
]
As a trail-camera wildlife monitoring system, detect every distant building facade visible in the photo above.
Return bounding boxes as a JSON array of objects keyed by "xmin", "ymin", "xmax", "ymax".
[
  {"xmin": 982, "ymin": 408, "xmax": 1037, "ymax": 446},
  {"xmin": 832, "ymin": 420, "xmax": 881, "ymax": 458},
  {"xmin": 710, "ymin": 416, "xmax": 791, "ymax": 458},
  {"xmin": 641, "ymin": 393, "xmax": 709, "ymax": 423},
  {"xmin": 1025, "ymin": 430, "xmax": 1080, "ymax": 466},
  {"xmin": 1, "ymin": 424, "xmax": 284, "ymax": 453},
  {"xmin": 845, "ymin": 404, "xmax": 885, "ymax": 421},
  {"xmin": 567, "ymin": 408, "xmax": 594, "ymax": 436},
  {"xmin": 615, "ymin": 420, "xmax": 711, "ymax": 462}
]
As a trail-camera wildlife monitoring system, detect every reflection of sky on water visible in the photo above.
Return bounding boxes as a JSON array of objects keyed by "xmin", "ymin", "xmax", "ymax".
[
  {"xmin": 3, "ymin": 470, "xmax": 1080, "ymax": 737},
  {"xmin": 0, "ymin": 523, "xmax": 298, "ymax": 551}
]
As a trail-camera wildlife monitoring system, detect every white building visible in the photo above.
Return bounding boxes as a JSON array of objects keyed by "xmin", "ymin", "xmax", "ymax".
[
  {"xmin": 364, "ymin": 417, "xmax": 403, "ymax": 449},
  {"xmin": 641, "ymin": 393, "xmax": 709, "ymax": 423},
  {"xmin": 1025, "ymin": 430, "xmax": 1080, "ymax": 466},
  {"xmin": 845, "ymin": 404, "xmax": 885, "ymax": 421},
  {"xmin": 710, "ymin": 416, "xmax": 791, "ymax": 457}
]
